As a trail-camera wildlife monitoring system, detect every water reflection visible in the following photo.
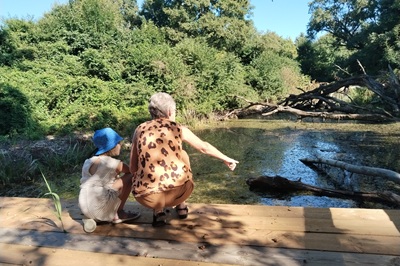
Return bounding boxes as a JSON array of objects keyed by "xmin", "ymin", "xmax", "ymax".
[{"xmin": 188, "ymin": 119, "xmax": 400, "ymax": 209}]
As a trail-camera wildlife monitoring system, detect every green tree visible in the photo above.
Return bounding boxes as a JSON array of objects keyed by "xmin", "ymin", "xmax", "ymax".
[
  {"xmin": 119, "ymin": 0, "xmax": 142, "ymax": 29},
  {"xmin": 308, "ymin": 0, "xmax": 378, "ymax": 49},
  {"xmin": 0, "ymin": 19, "xmax": 38, "ymax": 66},
  {"xmin": 0, "ymin": 83, "xmax": 37, "ymax": 135},
  {"xmin": 37, "ymin": 0, "xmax": 128, "ymax": 54},
  {"xmin": 174, "ymin": 38, "xmax": 253, "ymax": 114},
  {"xmin": 0, "ymin": 0, "xmax": 310, "ymax": 138},
  {"xmin": 141, "ymin": 0, "xmax": 256, "ymax": 54},
  {"xmin": 307, "ymin": 0, "xmax": 400, "ymax": 76},
  {"xmin": 244, "ymin": 32, "xmax": 304, "ymax": 100},
  {"xmin": 297, "ymin": 33, "xmax": 352, "ymax": 81}
]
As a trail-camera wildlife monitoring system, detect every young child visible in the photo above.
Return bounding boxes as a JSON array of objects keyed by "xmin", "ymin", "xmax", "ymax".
[{"xmin": 79, "ymin": 127, "xmax": 140, "ymax": 232}]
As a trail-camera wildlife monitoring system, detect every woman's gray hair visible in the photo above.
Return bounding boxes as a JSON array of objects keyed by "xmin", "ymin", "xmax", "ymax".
[{"xmin": 148, "ymin": 92, "xmax": 176, "ymax": 119}]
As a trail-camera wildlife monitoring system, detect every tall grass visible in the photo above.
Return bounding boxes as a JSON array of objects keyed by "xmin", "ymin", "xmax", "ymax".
[
  {"xmin": 0, "ymin": 151, "xmax": 39, "ymax": 185},
  {"xmin": 0, "ymin": 137, "xmax": 94, "ymax": 198},
  {"xmin": 41, "ymin": 171, "xmax": 66, "ymax": 233}
]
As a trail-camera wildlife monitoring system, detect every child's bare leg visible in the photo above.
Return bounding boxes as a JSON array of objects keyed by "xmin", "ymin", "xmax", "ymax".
[
  {"xmin": 112, "ymin": 173, "xmax": 133, "ymax": 219},
  {"xmin": 118, "ymin": 173, "xmax": 133, "ymax": 211}
]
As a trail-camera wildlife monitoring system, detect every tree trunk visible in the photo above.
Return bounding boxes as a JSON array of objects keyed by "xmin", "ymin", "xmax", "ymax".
[
  {"xmin": 224, "ymin": 70, "xmax": 400, "ymax": 121},
  {"xmin": 246, "ymin": 175, "xmax": 400, "ymax": 207},
  {"xmin": 262, "ymin": 104, "xmax": 392, "ymax": 121},
  {"xmin": 300, "ymin": 157, "xmax": 400, "ymax": 185}
]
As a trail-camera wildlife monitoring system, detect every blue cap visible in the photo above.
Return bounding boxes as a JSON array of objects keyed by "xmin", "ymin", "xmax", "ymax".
[{"xmin": 92, "ymin": 127, "xmax": 123, "ymax": 155}]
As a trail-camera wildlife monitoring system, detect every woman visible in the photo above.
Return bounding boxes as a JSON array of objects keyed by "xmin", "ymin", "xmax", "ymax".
[{"xmin": 130, "ymin": 92, "xmax": 238, "ymax": 227}]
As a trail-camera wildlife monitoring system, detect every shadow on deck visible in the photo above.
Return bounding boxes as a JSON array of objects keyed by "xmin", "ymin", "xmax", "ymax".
[{"xmin": 0, "ymin": 197, "xmax": 399, "ymax": 265}]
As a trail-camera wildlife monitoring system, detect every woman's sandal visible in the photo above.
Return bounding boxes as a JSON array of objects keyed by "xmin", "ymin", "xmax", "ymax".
[
  {"xmin": 152, "ymin": 211, "xmax": 167, "ymax": 227},
  {"xmin": 112, "ymin": 210, "xmax": 141, "ymax": 224},
  {"xmin": 175, "ymin": 205, "xmax": 189, "ymax": 219}
]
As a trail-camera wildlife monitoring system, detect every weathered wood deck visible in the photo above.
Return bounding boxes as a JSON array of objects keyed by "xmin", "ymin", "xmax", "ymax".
[{"xmin": 0, "ymin": 197, "xmax": 399, "ymax": 265}]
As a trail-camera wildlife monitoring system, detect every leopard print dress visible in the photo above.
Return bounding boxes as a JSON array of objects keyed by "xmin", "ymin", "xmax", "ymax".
[{"xmin": 132, "ymin": 118, "xmax": 193, "ymax": 197}]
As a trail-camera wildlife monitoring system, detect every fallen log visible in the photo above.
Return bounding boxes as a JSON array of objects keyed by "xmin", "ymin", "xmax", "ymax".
[
  {"xmin": 246, "ymin": 175, "xmax": 400, "ymax": 207},
  {"xmin": 300, "ymin": 157, "xmax": 400, "ymax": 185},
  {"xmin": 282, "ymin": 74, "xmax": 399, "ymax": 115},
  {"xmin": 225, "ymin": 96, "xmax": 397, "ymax": 122},
  {"xmin": 261, "ymin": 104, "xmax": 393, "ymax": 122},
  {"xmin": 225, "ymin": 70, "xmax": 400, "ymax": 121}
]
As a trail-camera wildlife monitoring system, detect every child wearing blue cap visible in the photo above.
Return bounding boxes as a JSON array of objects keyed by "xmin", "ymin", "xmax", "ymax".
[{"xmin": 79, "ymin": 127, "xmax": 140, "ymax": 233}]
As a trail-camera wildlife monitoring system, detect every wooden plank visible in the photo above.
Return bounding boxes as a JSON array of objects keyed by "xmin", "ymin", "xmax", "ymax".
[
  {"xmin": 1, "ymin": 230, "xmax": 400, "ymax": 266},
  {"xmin": 0, "ymin": 243, "xmax": 235, "ymax": 266},
  {"xmin": 1, "ymin": 197, "xmax": 399, "ymax": 256},
  {"xmin": 186, "ymin": 203, "xmax": 400, "ymax": 221},
  {"xmin": 164, "ymin": 213, "xmax": 400, "ymax": 236},
  {"xmin": 3, "ymin": 198, "xmax": 398, "ymax": 238},
  {"xmin": 65, "ymin": 199, "xmax": 400, "ymax": 237},
  {"xmin": 2, "ymin": 197, "xmax": 399, "ymax": 223},
  {"xmin": 66, "ymin": 201, "xmax": 400, "ymax": 232},
  {"xmin": 2, "ymin": 229, "xmax": 400, "ymax": 266},
  {"xmin": 3, "ymin": 197, "xmax": 398, "ymax": 221},
  {"xmin": 78, "ymin": 224, "xmax": 399, "ymax": 255},
  {"xmin": 65, "ymin": 200, "xmax": 400, "ymax": 230}
]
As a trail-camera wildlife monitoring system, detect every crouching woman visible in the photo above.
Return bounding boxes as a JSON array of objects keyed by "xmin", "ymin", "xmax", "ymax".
[{"xmin": 130, "ymin": 92, "xmax": 238, "ymax": 227}]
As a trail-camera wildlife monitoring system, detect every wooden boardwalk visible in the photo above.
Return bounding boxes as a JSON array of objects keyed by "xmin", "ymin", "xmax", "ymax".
[{"xmin": 0, "ymin": 197, "xmax": 399, "ymax": 265}]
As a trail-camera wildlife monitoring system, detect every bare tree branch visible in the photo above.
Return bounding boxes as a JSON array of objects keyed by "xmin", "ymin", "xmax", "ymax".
[
  {"xmin": 300, "ymin": 157, "xmax": 400, "ymax": 185},
  {"xmin": 224, "ymin": 69, "xmax": 400, "ymax": 121}
]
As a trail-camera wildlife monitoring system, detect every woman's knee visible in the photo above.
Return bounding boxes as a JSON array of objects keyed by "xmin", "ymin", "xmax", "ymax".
[
  {"xmin": 135, "ymin": 193, "xmax": 165, "ymax": 210},
  {"xmin": 167, "ymin": 181, "xmax": 194, "ymax": 206}
]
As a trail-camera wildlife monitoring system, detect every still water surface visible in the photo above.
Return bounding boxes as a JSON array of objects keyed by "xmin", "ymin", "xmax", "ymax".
[{"xmin": 187, "ymin": 118, "xmax": 400, "ymax": 209}]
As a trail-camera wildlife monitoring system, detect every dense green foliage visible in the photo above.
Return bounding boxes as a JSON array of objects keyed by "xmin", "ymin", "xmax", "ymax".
[
  {"xmin": 0, "ymin": 0, "xmax": 304, "ymax": 138},
  {"xmin": 298, "ymin": 0, "xmax": 400, "ymax": 80},
  {"xmin": 1, "ymin": 0, "xmax": 400, "ymax": 203},
  {"xmin": 3, "ymin": 0, "xmax": 397, "ymax": 138}
]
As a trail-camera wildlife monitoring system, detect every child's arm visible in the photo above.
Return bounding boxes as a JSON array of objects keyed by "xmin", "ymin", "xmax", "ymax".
[{"xmin": 115, "ymin": 161, "xmax": 131, "ymax": 175}]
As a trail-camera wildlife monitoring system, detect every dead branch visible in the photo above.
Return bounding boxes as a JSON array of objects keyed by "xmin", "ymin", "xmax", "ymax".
[
  {"xmin": 263, "ymin": 105, "xmax": 392, "ymax": 121},
  {"xmin": 246, "ymin": 175, "xmax": 400, "ymax": 207},
  {"xmin": 225, "ymin": 70, "xmax": 400, "ymax": 121},
  {"xmin": 225, "ymin": 96, "xmax": 395, "ymax": 122},
  {"xmin": 335, "ymin": 64, "xmax": 351, "ymax": 76},
  {"xmin": 388, "ymin": 64, "xmax": 400, "ymax": 100},
  {"xmin": 300, "ymin": 157, "xmax": 400, "ymax": 185},
  {"xmin": 357, "ymin": 59, "xmax": 367, "ymax": 75},
  {"xmin": 283, "ymin": 75, "xmax": 398, "ymax": 113}
]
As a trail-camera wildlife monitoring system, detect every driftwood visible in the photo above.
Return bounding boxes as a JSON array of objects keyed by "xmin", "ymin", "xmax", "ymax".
[
  {"xmin": 225, "ymin": 96, "xmax": 396, "ymax": 122},
  {"xmin": 282, "ymin": 75, "xmax": 399, "ymax": 115},
  {"xmin": 262, "ymin": 103, "xmax": 391, "ymax": 121},
  {"xmin": 225, "ymin": 69, "xmax": 400, "ymax": 122},
  {"xmin": 246, "ymin": 175, "xmax": 400, "ymax": 207},
  {"xmin": 300, "ymin": 157, "xmax": 400, "ymax": 185}
]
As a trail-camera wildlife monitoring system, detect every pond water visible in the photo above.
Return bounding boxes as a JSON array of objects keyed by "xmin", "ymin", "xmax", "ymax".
[{"xmin": 187, "ymin": 117, "xmax": 400, "ymax": 209}]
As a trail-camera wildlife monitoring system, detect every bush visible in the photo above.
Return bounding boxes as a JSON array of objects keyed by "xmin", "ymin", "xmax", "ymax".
[{"xmin": 0, "ymin": 83, "xmax": 38, "ymax": 136}]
